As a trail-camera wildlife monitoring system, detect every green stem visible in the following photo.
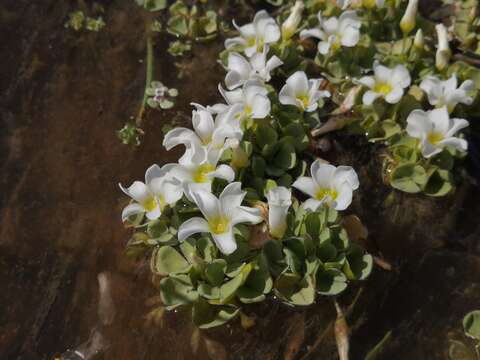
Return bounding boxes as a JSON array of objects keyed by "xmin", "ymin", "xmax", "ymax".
[{"xmin": 136, "ymin": 35, "xmax": 154, "ymax": 127}]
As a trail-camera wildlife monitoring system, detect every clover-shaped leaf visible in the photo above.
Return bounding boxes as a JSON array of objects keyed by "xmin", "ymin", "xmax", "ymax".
[
  {"xmin": 317, "ymin": 268, "xmax": 348, "ymax": 296},
  {"xmin": 155, "ymin": 246, "xmax": 191, "ymax": 275},
  {"xmin": 192, "ymin": 298, "xmax": 239, "ymax": 329},
  {"xmin": 390, "ymin": 163, "xmax": 427, "ymax": 193},
  {"xmin": 160, "ymin": 274, "xmax": 198, "ymax": 309},
  {"xmin": 463, "ymin": 310, "xmax": 480, "ymax": 340}
]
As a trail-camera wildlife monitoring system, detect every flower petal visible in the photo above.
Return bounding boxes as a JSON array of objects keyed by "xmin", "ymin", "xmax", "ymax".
[
  {"xmin": 191, "ymin": 190, "xmax": 220, "ymax": 221},
  {"xmin": 385, "ymin": 87, "xmax": 404, "ymax": 104},
  {"xmin": 178, "ymin": 217, "xmax": 210, "ymax": 242},
  {"xmin": 145, "ymin": 164, "xmax": 163, "ymax": 185},
  {"xmin": 119, "ymin": 181, "xmax": 151, "ymax": 203},
  {"xmin": 406, "ymin": 109, "xmax": 431, "ymax": 139},
  {"xmin": 303, "ymin": 198, "xmax": 323, "ymax": 211},
  {"xmin": 211, "ymin": 230, "xmax": 237, "ymax": 255},
  {"xmin": 208, "ymin": 164, "xmax": 235, "ymax": 182},
  {"xmin": 300, "ymin": 28, "xmax": 324, "ymax": 40},
  {"xmin": 362, "ymin": 90, "xmax": 380, "ymax": 106},
  {"xmin": 292, "ymin": 176, "xmax": 317, "ymax": 197},
  {"xmin": 445, "ymin": 117, "xmax": 469, "ymax": 137},
  {"xmin": 232, "ymin": 206, "xmax": 263, "ymax": 226},
  {"xmin": 121, "ymin": 203, "xmax": 145, "ymax": 222}
]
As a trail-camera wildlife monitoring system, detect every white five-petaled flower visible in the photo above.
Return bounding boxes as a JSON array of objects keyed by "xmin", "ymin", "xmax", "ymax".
[
  {"xmin": 119, "ymin": 164, "xmax": 183, "ymax": 222},
  {"xmin": 163, "ymin": 107, "xmax": 242, "ymax": 164},
  {"xmin": 420, "ymin": 74, "xmax": 475, "ymax": 113},
  {"xmin": 178, "ymin": 182, "xmax": 263, "ymax": 255},
  {"xmin": 266, "ymin": 186, "xmax": 292, "ymax": 239},
  {"xmin": 279, "ymin": 71, "xmax": 331, "ymax": 112},
  {"xmin": 292, "ymin": 160, "xmax": 359, "ymax": 211},
  {"xmin": 225, "ymin": 10, "xmax": 280, "ymax": 58},
  {"xmin": 169, "ymin": 147, "xmax": 236, "ymax": 201},
  {"xmin": 218, "ymin": 80, "xmax": 271, "ymax": 123},
  {"xmin": 356, "ymin": 61, "xmax": 411, "ymax": 105},
  {"xmin": 406, "ymin": 106, "xmax": 469, "ymax": 158},
  {"xmin": 225, "ymin": 47, "xmax": 283, "ymax": 90},
  {"xmin": 300, "ymin": 11, "xmax": 361, "ymax": 55}
]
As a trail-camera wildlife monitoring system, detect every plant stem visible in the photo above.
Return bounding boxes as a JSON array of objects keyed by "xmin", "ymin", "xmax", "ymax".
[{"xmin": 136, "ymin": 35, "xmax": 154, "ymax": 127}]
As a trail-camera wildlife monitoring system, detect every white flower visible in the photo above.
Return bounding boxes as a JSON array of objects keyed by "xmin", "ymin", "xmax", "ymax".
[
  {"xmin": 119, "ymin": 164, "xmax": 183, "ymax": 222},
  {"xmin": 218, "ymin": 80, "xmax": 271, "ymax": 122},
  {"xmin": 406, "ymin": 106, "xmax": 469, "ymax": 158},
  {"xmin": 225, "ymin": 10, "xmax": 280, "ymax": 58},
  {"xmin": 279, "ymin": 71, "xmax": 330, "ymax": 112},
  {"xmin": 282, "ymin": 1, "xmax": 304, "ymax": 40},
  {"xmin": 420, "ymin": 74, "xmax": 475, "ymax": 113},
  {"xmin": 178, "ymin": 182, "xmax": 263, "ymax": 254},
  {"xmin": 292, "ymin": 160, "xmax": 359, "ymax": 211},
  {"xmin": 170, "ymin": 147, "xmax": 236, "ymax": 201},
  {"xmin": 266, "ymin": 187, "xmax": 292, "ymax": 239},
  {"xmin": 163, "ymin": 107, "xmax": 242, "ymax": 164},
  {"xmin": 225, "ymin": 47, "xmax": 283, "ymax": 90},
  {"xmin": 400, "ymin": 0, "xmax": 418, "ymax": 35},
  {"xmin": 300, "ymin": 11, "xmax": 361, "ymax": 55},
  {"xmin": 356, "ymin": 61, "xmax": 411, "ymax": 105},
  {"xmin": 435, "ymin": 24, "xmax": 451, "ymax": 71}
]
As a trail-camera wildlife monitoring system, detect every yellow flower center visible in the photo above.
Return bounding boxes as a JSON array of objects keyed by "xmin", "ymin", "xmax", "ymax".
[
  {"xmin": 257, "ymin": 37, "xmax": 265, "ymax": 52},
  {"xmin": 427, "ymin": 132, "xmax": 444, "ymax": 145},
  {"xmin": 247, "ymin": 37, "xmax": 256, "ymax": 47},
  {"xmin": 143, "ymin": 197, "xmax": 157, "ymax": 212},
  {"xmin": 296, "ymin": 94, "xmax": 310, "ymax": 109},
  {"xmin": 315, "ymin": 188, "xmax": 338, "ymax": 201},
  {"xmin": 331, "ymin": 36, "xmax": 342, "ymax": 51},
  {"xmin": 192, "ymin": 163, "xmax": 216, "ymax": 183},
  {"xmin": 209, "ymin": 217, "xmax": 230, "ymax": 234},
  {"xmin": 373, "ymin": 82, "xmax": 392, "ymax": 95},
  {"xmin": 244, "ymin": 105, "xmax": 253, "ymax": 116}
]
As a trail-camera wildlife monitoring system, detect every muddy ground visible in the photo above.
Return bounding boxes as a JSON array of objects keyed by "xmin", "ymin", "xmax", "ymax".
[{"xmin": 1, "ymin": 1, "xmax": 480, "ymax": 359}]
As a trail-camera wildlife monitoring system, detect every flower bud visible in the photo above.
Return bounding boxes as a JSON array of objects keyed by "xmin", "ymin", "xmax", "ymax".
[
  {"xmin": 435, "ymin": 24, "xmax": 451, "ymax": 71},
  {"xmin": 230, "ymin": 142, "xmax": 250, "ymax": 169},
  {"xmin": 413, "ymin": 28, "xmax": 424, "ymax": 49},
  {"xmin": 266, "ymin": 187, "xmax": 292, "ymax": 239},
  {"xmin": 282, "ymin": 0, "xmax": 304, "ymax": 41},
  {"xmin": 400, "ymin": 0, "xmax": 418, "ymax": 35}
]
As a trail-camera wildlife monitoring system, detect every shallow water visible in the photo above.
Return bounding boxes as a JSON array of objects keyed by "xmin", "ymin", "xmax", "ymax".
[{"xmin": 1, "ymin": 1, "xmax": 480, "ymax": 359}]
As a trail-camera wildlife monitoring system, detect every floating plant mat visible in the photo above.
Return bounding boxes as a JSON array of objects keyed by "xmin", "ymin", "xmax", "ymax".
[{"xmin": 117, "ymin": 0, "xmax": 480, "ymax": 358}]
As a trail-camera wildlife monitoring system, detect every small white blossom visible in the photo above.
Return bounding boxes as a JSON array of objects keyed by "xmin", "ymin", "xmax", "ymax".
[
  {"xmin": 279, "ymin": 71, "xmax": 330, "ymax": 112},
  {"xmin": 225, "ymin": 10, "xmax": 280, "ymax": 57},
  {"xmin": 435, "ymin": 24, "xmax": 451, "ymax": 71},
  {"xmin": 293, "ymin": 160, "xmax": 359, "ymax": 211},
  {"xmin": 300, "ymin": 11, "xmax": 361, "ymax": 55},
  {"xmin": 119, "ymin": 164, "xmax": 182, "ymax": 221},
  {"xmin": 178, "ymin": 182, "xmax": 263, "ymax": 254},
  {"xmin": 400, "ymin": 0, "xmax": 418, "ymax": 35},
  {"xmin": 282, "ymin": 1, "xmax": 304, "ymax": 40},
  {"xmin": 406, "ymin": 106, "xmax": 469, "ymax": 158},
  {"xmin": 218, "ymin": 80, "xmax": 271, "ymax": 122},
  {"xmin": 225, "ymin": 47, "xmax": 283, "ymax": 89},
  {"xmin": 266, "ymin": 187, "xmax": 292, "ymax": 239},
  {"xmin": 170, "ymin": 147, "xmax": 236, "ymax": 201},
  {"xmin": 356, "ymin": 61, "xmax": 411, "ymax": 105},
  {"xmin": 420, "ymin": 74, "xmax": 475, "ymax": 113},
  {"xmin": 163, "ymin": 107, "xmax": 242, "ymax": 164}
]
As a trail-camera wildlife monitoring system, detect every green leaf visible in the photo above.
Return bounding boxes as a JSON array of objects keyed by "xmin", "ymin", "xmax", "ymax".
[
  {"xmin": 255, "ymin": 123, "xmax": 278, "ymax": 150},
  {"xmin": 168, "ymin": 15, "xmax": 188, "ymax": 36},
  {"xmin": 390, "ymin": 163, "xmax": 427, "ymax": 193},
  {"xmin": 273, "ymin": 141, "xmax": 296, "ymax": 170},
  {"xmin": 252, "ymin": 156, "xmax": 266, "ymax": 177},
  {"xmin": 463, "ymin": 310, "xmax": 480, "ymax": 340},
  {"xmin": 160, "ymin": 274, "xmax": 198, "ymax": 309},
  {"xmin": 275, "ymin": 273, "xmax": 315, "ymax": 306},
  {"xmin": 198, "ymin": 282, "xmax": 220, "ymax": 300},
  {"xmin": 205, "ymin": 259, "xmax": 227, "ymax": 286},
  {"xmin": 237, "ymin": 256, "xmax": 272, "ymax": 303},
  {"xmin": 317, "ymin": 268, "xmax": 347, "ymax": 295},
  {"xmin": 144, "ymin": 0, "xmax": 167, "ymax": 11},
  {"xmin": 424, "ymin": 169, "xmax": 453, "ymax": 197},
  {"xmin": 155, "ymin": 246, "xmax": 190, "ymax": 275},
  {"xmin": 192, "ymin": 298, "xmax": 239, "ymax": 328},
  {"xmin": 219, "ymin": 262, "xmax": 252, "ymax": 303},
  {"xmin": 343, "ymin": 245, "xmax": 373, "ymax": 280},
  {"xmin": 197, "ymin": 236, "xmax": 216, "ymax": 262}
]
